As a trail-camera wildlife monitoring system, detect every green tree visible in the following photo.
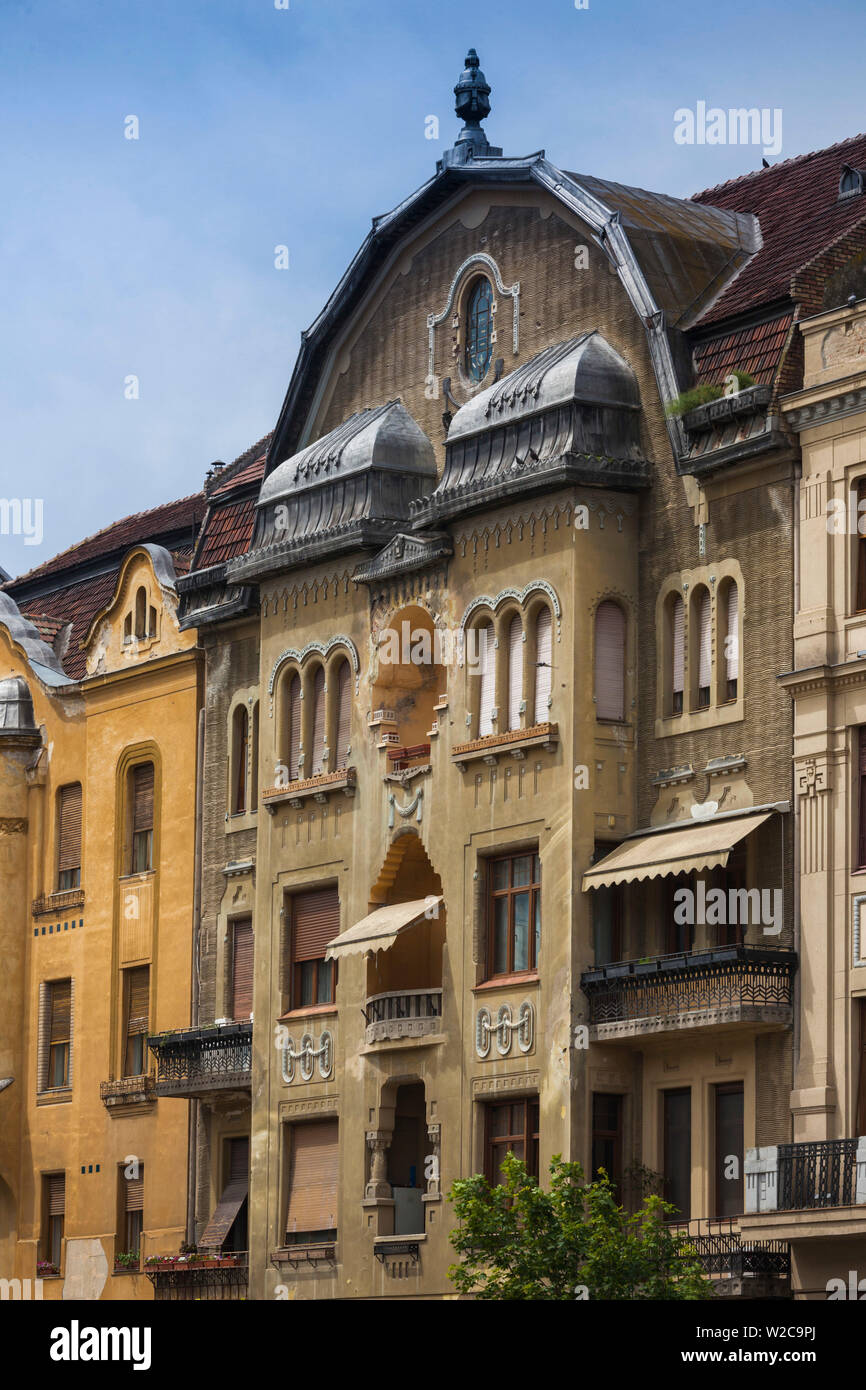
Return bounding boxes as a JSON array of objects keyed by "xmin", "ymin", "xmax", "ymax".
[{"xmin": 447, "ymin": 1154, "xmax": 714, "ymax": 1301}]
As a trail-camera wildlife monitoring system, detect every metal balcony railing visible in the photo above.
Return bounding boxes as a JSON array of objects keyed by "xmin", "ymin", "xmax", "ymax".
[
  {"xmin": 147, "ymin": 1023, "xmax": 252, "ymax": 1097},
  {"xmin": 669, "ymin": 1218, "xmax": 790, "ymax": 1280},
  {"xmin": 779, "ymin": 1139, "xmax": 860, "ymax": 1210},
  {"xmin": 363, "ymin": 989, "xmax": 442, "ymax": 1043}
]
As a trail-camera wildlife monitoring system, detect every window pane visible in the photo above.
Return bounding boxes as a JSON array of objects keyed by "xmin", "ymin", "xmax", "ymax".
[
  {"xmin": 513, "ymin": 892, "xmax": 529, "ymax": 971},
  {"xmin": 510, "ymin": 1141, "xmax": 525, "ymax": 1161},
  {"xmin": 491, "ymin": 859, "xmax": 509, "ymax": 891},
  {"xmin": 316, "ymin": 958, "xmax": 333, "ymax": 1004},
  {"xmin": 299, "ymin": 961, "xmax": 315, "ymax": 1007},
  {"xmin": 534, "ymin": 891, "xmax": 541, "ymax": 968},
  {"xmin": 511, "ymin": 1102, "xmax": 525, "ymax": 1132},
  {"xmin": 533, "ymin": 853, "xmax": 541, "ymax": 882},
  {"xmin": 491, "ymin": 1104, "xmax": 510, "ymax": 1137},
  {"xmin": 513, "ymin": 855, "xmax": 532, "ymax": 887},
  {"xmin": 493, "ymin": 898, "xmax": 509, "ymax": 974}
]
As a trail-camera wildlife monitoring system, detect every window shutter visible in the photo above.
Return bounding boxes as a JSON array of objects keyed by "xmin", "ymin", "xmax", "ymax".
[
  {"xmin": 132, "ymin": 764, "xmax": 154, "ymax": 833},
  {"xmin": 57, "ymin": 784, "xmax": 82, "ymax": 875},
  {"xmin": 124, "ymin": 1170, "xmax": 144, "ymax": 1212},
  {"xmin": 858, "ymin": 482, "xmax": 866, "ymax": 613},
  {"xmin": 478, "ymin": 623, "xmax": 495, "ymax": 736},
  {"xmin": 672, "ymin": 596, "xmax": 684, "ymax": 695},
  {"xmin": 288, "ymin": 675, "xmax": 301, "ymax": 782},
  {"xmin": 698, "ymin": 590, "xmax": 712, "ymax": 689},
  {"xmin": 49, "ymin": 981, "xmax": 71, "ymax": 1041},
  {"xmin": 231, "ymin": 919, "xmax": 254, "ymax": 1021},
  {"xmin": 47, "ymin": 1173, "xmax": 65, "ymax": 1216},
  {"xmin": 285, "ymin": 1120, "xmax": 339, "ymax": 1237},
  {"xmin": 725, "ymin": 584, "xmax": 739, "ymax": 681},
  {"xmin": 125, "ymin": 968, "xmax": 149, "ymax": 1035},
  {"xmin": 507, "ymin": 615, "xmax": 523, "ymax": 731},
  {"xmin": 292, "ymin": 889, "xmax": 339, "ymax": 963},
  {"xmin": 335, "ymin": 662, "xmax": 351, "ymax": 769},
  {"xmin": 533, "ymin": 607, "xmax": 552, "ymax": 724},
  {"xmin": 310, "ymin": 668, "xmax": 326, "ymax": 776},
  {"xmin": 594, "ymin": 601, "xmax": 625, "ymax": 721},
  {"xmin": 859, "ymin": 728, "xmax": 866, "ymax": 868},
  {"xmin": 229, "ymin": 1136, "xmax": 249, "ymax": 1182}
]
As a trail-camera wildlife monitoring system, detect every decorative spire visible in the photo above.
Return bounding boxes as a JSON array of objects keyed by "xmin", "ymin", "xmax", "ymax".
[{"xmin": 440, "ymin": 49, "xmax": 502, "ymax": 169}]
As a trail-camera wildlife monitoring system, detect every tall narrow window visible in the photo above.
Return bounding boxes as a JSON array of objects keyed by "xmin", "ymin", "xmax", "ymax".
[
  {"xmin": 507, "ymin": 614, "xmax": 523, "ymax": 732},
  {"xmin": 289, "ymin": 888, "xmax": 339, "ymax": 1008},
  {"xmin": 487, "ymin": 851, "xmax": 541, "ymax": 977},
  {"xmin": 671, "ymin": 594, "xmax": 684, "ymax": 715},
  {"xmin": 696, "ymin": 588, "xmax": 711, "ymax": 708},
  {"xmin": 47, "ymin": 980, "xmax": 72, "ymax": 1089},
  {"xmin": 198, "ymin": 1136, "xmax": 249, "ymax": 1253},
  {"xmin": 310, "ymin": 668, "xmax": 326, "ymax": 777},
  {"xmin": 857, "ymin": 480, "xmax": 866, "ymax": 613},
  {"xmin": 120, "ymin": 1165, "xmax": 144, "ymax": 1262},
  {"xmin": 666, "ymin": 874, "xmax": 695, "ymax": 954},
  {"xmin": 592, "ymin": 1093, "xmax": 623, "ymax": 1201},
  {"xmin": 714, "ymin": 1083, "xmax": 744, "ymax": 1219},
  {"xmin": 857, "ymin": 999, "xmax": 866, "ymax": 1140},
  {"xmin": 231, "ymin": 918, "xmax": 254, "ymax": 1022},
  {"xmin": 724, "ymin": 582, "xmax": 739, "ymax": 701},
  {"xmin": 250, "ymin": 702, "xmax": 259, "ymax": 806},
  {"xmin": 477, "ymin": 622, "xmax": 495, "ymax": 737},
  {"xmin": 858, "ymin": 728, "xmax": 866, "ymax": 869},
  {"xmin": 335, "ymin": 661, "xmax": 351, "ymax": 769},
  {"xmin": 595, "ymin": 601, "xmax": 626, "ymax": 721},
  {"xmin": 285, "ymin": 1120, "xmax": 339, "ymax": 1244},
  {"xmin": 57, "ymin": 783, "xmax": 82, "ymax": 891},
  {"xmin": 592, "ymin": 882, "xmax": 623, "ymax": 965},
  {"xmin": 464, "ymin": 277, "xmax": 494, "ymax": 382},
  {"xmin": 130, "ymin": 763, "xmax": 154, "ymax": 873},
  {"xmin": 484, "ymin": 1099, "xmax": 540, "ymax": 1184},
  {"xmin": 533, "ymin": 606, "xmax": 552, "ymax": 723},
  {"xmin": 232, "ymin": 706, "xmax": 249, "ymax": 815},
  {"xmin": 134, "ymin": 587, "xmax": 147, "ymax": 640},
  {"xmin": 663, "ymin": 1088, "xmax": 691, "ymax": 1221},
  {"xmin": 287, "ymin": 674, "xmax": 301, "ymax": 783},
  {"xmin": 123, "ymin": 967, "xmax": 149, "ymax": 1077},
  {"xmin": 44, "ymin": 1174, "xmax": 65, "ymax": 1269}
]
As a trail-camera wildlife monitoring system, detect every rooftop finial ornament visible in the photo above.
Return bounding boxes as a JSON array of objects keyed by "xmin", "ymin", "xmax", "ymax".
[{"xmin": 440, "ymin": 48, "xmax": 502, "ymax": 169}]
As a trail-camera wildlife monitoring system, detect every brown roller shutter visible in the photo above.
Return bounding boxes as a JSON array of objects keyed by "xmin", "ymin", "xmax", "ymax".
[
  {"xmin": 57, "ymin": 784, "xmax": 82, "ymax": 874},
  {"xmin": 672, "ymin": 596, "xmax": 685, "ymax": 698},
  {"xmin": 229, "ymin": 1136, "xmax": 249, "ymax": 1181},
  {"xmin": 335, "ymin": 662, "xmax": 351, "ymax": 769},
  {"xmin": 124, "ymin": 1170, "xmax": 144, "ymax": 1212},
  {"xmin": 697, "ymin": 590, "xmax": 712, "ymax": 691},
  {"xmin": 507, "ymin": 615, "xmax": 523, "ymax": 731},
  {"xmin": 310, "ymin": 668, "xmax": 326, "ymax": 776},
  {"xmin": 231, "ymin": 919, "xmax": 254, "ymax": 1021},
  {"xmin": 288, "ymin": 676, "xmax": 301, "ymax": 782},
  {"xmin": 285, "ymin": 1120, "xmax": 338, "ymax": 1239},
  {"xmin": 132, "ymin": 764, "xmax": 154, "ymax": 833},
  {"xmin": 478, "ymin": 622, "xmax": 495, "ymax": 736},
  {"xmin": 595, "ymin": 601, "xmax": 626, "ymax": 721},
  {"xmin": 126, "ymin": 968, "xmax": 149, "ymax": 1034},
  {"xmin": 49, "ymin": 981, "xmax": 71, "ymax": 1041},
  {"xmin": 859, "ymin": 729, "xmax": 866, "ymax": 868},
  {"xmin": 199, "ymin": 1138, "xmax": 249, "ymax": 1249},
  {"xmin": 292, "ymin": 889, "xmax": 339, "ymax": 963},
  {"xmin": 533, "ymin": 607, "xmax": 552, "ymax": 724},
  {"xmin": 47, "ymin": 1173, "xmax": 65, "ymax": 1215},
  {"xmin": 858, "ymin": 481, "xmax": 866, "ymax": 612}
]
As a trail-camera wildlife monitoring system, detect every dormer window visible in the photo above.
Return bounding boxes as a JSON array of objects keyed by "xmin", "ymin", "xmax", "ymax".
[
  {"xmin": 464, "ymin": 276, "xmax": 494, "ymax": 382},
  {"xmin": 839, "ymin": 165, "xmax": 864, "ymax": 200}
]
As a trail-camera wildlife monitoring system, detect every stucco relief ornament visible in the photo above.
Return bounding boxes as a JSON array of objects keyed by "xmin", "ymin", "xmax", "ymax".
[
  {"xmin": 797, "ymin": 759, "xmax": 828, "ymax": 797},
  {"xmin": 281, "ymin": 1031, "xmax": 332, "ymax": 1084},
  {"xmin": 388, "ymin": 788, "xmax": 423, "ymax": 828}
]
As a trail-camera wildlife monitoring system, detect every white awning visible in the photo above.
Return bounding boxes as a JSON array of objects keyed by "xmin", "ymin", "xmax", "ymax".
[
  {"xmin": 325, "ymin": 897, "xmax": 443, "ymax": 961},
  {"xmin": 582, "ymin": 812, "xmax": 773, "ymax": 890}
]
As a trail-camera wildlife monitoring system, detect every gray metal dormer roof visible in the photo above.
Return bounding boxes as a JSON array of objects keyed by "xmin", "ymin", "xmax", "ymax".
[
  {"xmin": 0, "ymin": 591, "xmax": 72, "ymax": 687},
  {"xmin": 231, "ymin": 401, "xmax": 437, "ymax": 582},
  {"xmin": 0, "ymin": 676, "xmax": 38, "ymax": 735}
]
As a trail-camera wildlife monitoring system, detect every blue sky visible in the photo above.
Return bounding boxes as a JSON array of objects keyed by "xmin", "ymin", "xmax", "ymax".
[{"xmin": 1, "ymin": 0, "xmax": 863, "ymax": 576}]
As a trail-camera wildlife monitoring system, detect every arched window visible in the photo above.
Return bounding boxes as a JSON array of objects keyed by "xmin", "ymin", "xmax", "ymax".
[
  {"xmin": 722, "ymin": 582, "xmax": 739, "ymax": 701},
  {"xmin": 232, "ymin": 705, "xmax": 249, "ymax": 814},
  {"xmin": 287, "ymin": 675, "xmax": 301, "ymax": 782},
  {"xmin": 250, "ymin": 702, "xmax": 259, "ymax": 806},
  {"xmin": 335, "ymin": 661, "xmax": 351, "ymax": 769},
  {"xmin": 477, "ymin": 621, "xmax": 495, "ymax": 737},
  {"xmin": 533, "ymin": 606, "xmax": 553, "ymax": 724},
  {"xmin": 134, "ymin": 587, "xmax": 147, "ymax": 640},
  {"xmin": 464, "ymin": 277, "xmax": 494, "ymax": 382},
  {"xmin": 507, "ymin": 614, "xmax": 524, "ymax": 731},
  {"xmin": 310, "ymin": 667, "xmax": 326, "ymax": 777},
  {"xmin": 694, "ymin": 587, "xmax": 712, "ymax": 709},
  {"xmin": 670, "ymin": 594, "xmax": 685, "ymax": 715},
  {"xmin": 594, "ymin": 601, "xmax": 626, "ymax": 722},
  {"xmin": 148, "ymin": 605, "xmax": 156, "ymax": 638}
]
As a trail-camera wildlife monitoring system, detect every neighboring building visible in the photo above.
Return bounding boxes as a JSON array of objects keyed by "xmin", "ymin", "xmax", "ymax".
[
  {"xmin": 0, "ymin": 496, "xmax": 203, "ymax": 1299},
  {"xmin": 741, "ymin": 290, "xmax": 866, "ymax": 1297}
]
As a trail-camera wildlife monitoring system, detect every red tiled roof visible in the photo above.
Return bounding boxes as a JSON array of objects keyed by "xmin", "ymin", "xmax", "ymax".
[
  {"xmin": 25, "ymin": 613, "xmax": 66, "ymax": 645},
  {"xmin": 693, "ymin": 312, "xmax": 794, "ymax": 387},
  {"xmin": 19, "ymin": 571, "xmax": 119, "ymax": 681},
  {"xmin": 692, "ymin": 133, "xmax": 866, "ymax": 324},
  {"xmin": 211, "ymin": 452, "xmax": 265, "ymax": 498},
  {"xmin": 196, "ymin": 497, "xmax": 257, "ymax": 568}
]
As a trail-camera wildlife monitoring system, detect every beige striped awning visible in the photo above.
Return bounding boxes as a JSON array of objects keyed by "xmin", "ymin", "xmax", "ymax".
[
  {"xmin": 325, "ymin": 897, "xmax": 443, "ymax": 961},
  {"xmin": 582, "ymin": 812, "xmax": 773, "ymax": 890}
]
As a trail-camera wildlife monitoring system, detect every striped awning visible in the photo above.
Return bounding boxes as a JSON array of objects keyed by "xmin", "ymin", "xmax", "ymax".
[
  {"xmin": 582, "ymin": 812, "xmax": 773, "ymax": 890},
  {"xmin": 325, "ymin": 897, "xmax": 443, "ymax": 961}
]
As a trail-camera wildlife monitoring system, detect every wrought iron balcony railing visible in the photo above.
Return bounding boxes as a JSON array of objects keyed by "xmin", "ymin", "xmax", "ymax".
[
  {"xmin": 363, "ymin": 989, "xmax": 442, "ymax": 1044},
  {"xmin": 100, "ymin": 1074, "xmax": 156, "ymax": 1109},
  {"xmin": 580, "ymin": 944, "xmax": 795, "ymax": 1039},
  {"xmin": 747, "ymin": 1138, "xmax": 866, "ymax": 1213},
  {"xmin": 669, "ymin": 1218, "xmax": 790, "ymax": 1282},
  {"xmin": 147, "ymin": 1022, "xmax": 252, "ymax": 1098}
]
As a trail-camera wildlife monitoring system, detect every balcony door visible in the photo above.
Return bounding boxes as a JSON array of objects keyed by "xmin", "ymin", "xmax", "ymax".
[
  {"xmin": 714, "ymin": 1083, "xmax": 744, "ymax": 1218},
  {"xmin": 591, "ymin": 1093, "xmax": 623, "ymax": 1201},
  {"xmin": 663, "ymin": 1088, "xmax": 691, "ymax": 1221}
]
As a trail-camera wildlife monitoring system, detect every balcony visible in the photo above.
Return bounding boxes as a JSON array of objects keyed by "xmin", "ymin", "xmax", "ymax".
[
  {"xmin": 580, "ymin": 945, "xmax": 795, "ymax": 1042},
  {"xmin": 742, "ymin": 1139, "xmax": 866, "ymax": 1252},
  {"xmin": 669, "ymin": 1218, "xmax": 790, "ymax": 1298},
  {"xmin": 363, "ymin": 989, "xmax": 443, "ymax": 1044},
  {"xmin": 452, "ymin": 722, "xmax": 558, "ymax": 769},
  {"xmin": 262, "ymin": 767, "xmax": 356, "ymax": 812},
  {"xmin": 146, "ymin": 1251, "xmax": 248, "ymax": 1301},
  {"xmin": 147, "ymin": 1022, "xmax": 252, "ymax": 1100},
  {"xmin": 100, "ymin": 1074, "xmax": 156, "ymax": 1111},
  {"xmin": 32, "ymin": 888, "xmax": 85, "ymax": 918}
]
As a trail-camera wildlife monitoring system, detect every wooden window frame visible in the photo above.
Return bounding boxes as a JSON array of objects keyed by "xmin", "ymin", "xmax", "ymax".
[
  {"xmin": 122, "ymin": 966, "xmax": 149, "ymax": 1078},
  {"xmin": 56, "ymin": 783, "xmax": 82, "ymax": 892},
  {"xmin": 47, "ymin": 980, "xmax": 71, "ymax": 1090},
  {"xmin": 287, "ymin": 889, "xmax": 339, "ymax": 1011},
  {"xmin": 713, "ymin": 1081, "xmax": 744, "ymax": 1220},
  {"xmin": 484, "ymin": 1098, "xmax": 540, "ymax": 1184},
  {"xmin": 464, "ymin": 276, "xmax": 494, "ymax": 382},
  {"xmin": 42, "ymin": 1172, "xmax": 65, "ymax": 1270},
  {"xmin": 591, "ymin": 1092, "xmax": 624, "ymax": 1200},
  {"xmin": 129, "ymin": 762, "xmax": 154, "ymax": 875},
  {"xmin": 486, "ymin": 851, "xmax": 541, "ymax": 979}
]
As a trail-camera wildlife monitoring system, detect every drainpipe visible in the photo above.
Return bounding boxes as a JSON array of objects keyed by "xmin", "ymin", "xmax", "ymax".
[
  {"xmin": 791, "ymin": 458, "xmax": 801, "ymax": 1133},
  {"xmin": 187, "ymin": 705, "xmax": 206, "ymax": 1246}
]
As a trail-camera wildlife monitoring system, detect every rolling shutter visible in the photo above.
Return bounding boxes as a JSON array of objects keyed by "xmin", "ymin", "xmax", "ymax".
[
  {"xmin": 310, "ymin": 668, "xmax": 326, "ymax": 776},
  {"xmin": 507, "ymin": 615, "xmax": 523, "ymax": 731},
  {"xmin": 698, "ymin": 590, "xmax": 712, "ymax": 690},
  {"xmin": 199, "ymin": 1137, "xmax": 249, "ymax": 1250},
  {"xmin": 57, "ymin": 784, "xmax": 82, "ymax": 876},
  {"xmin": 725, "ymin": 584, "xmax": 739, "ymax": 681},
  {"xmin": 132, "ymin": 764, "xmax": 154, "ymax": 833},
  {"xmin": 594, "ymin": 601, "xmax": 625, "ymax": 721},
  {"xmin": 478, "ymin": 623, "xmax": 495, "ymax": 737},
  {"xmin": 858, "ymin": 481, "xmax": 866, "ymax": 613},
  {"xmin": 124, "ymin": 1169, "xmax": 144, "ymax": 1212},
  {"xmin": 49, "ymin": 981, "xmax": 71, "ymax": 1042},
  {"xmin": 285, "ymin": 1120, "xmax": 339, "ymax": 1238},
  {"xmin": 125, "ymin": 968, "xmax": 149, "ymax": 1035},
  {"xmin": 335, "ymin": 662, "xmax": 351, "ymax": 769},
  {"xmin": 288, "ymin": 676, "xmax": 301, "ymax": 782},
  {"xmin": 293, "ymin": 889, "xmax": 339, "ymax": 963},
  {"xmin": 859, "ymin": 728, "xmax": 866, "ymax": 868},
  {"xmin": 672, "ymin": 596, "xmax": 685, "ymax": 697},
  {"xmin": 533, "ymin": 607, "xmax": 552, "ymax": 723},
  {"xmin": 47, "ymin": 1173, "xmax": 65, "ymax": 1216},
  {"xmin": 231, "ymin": 919, "xmax": 254, "ymax": 1021}
]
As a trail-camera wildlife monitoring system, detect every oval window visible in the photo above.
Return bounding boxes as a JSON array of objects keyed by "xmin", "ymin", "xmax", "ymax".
[{"xmin": 464, "ymin": 277, "xmax": 494, "ymax": 382}]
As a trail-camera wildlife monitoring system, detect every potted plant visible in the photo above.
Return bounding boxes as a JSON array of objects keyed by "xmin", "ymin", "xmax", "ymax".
[
  {"xmin": 37, "ymin": 1259, "xmax": 60, "ymax": 1278},
  {"xmin": 114, "ymin": 1250, "xmax": 140, "ymax": 1273}
]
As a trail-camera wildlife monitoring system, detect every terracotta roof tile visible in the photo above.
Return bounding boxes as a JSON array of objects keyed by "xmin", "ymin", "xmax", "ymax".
[
  {"xmin": 196, "ymin": 497, "xmax": 257, "ymax": 568},
  {"xmin": 693, "ymin": 312, "xmax": 794, "ymax": 387},
  {"xmin": 211, "ymin": 453, "xmax": 265, "ymax": 498}
]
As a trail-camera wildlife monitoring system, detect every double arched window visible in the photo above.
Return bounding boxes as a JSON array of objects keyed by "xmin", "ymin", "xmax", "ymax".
[
  {"xmin": 279, "ymin": 652, "xmax": 354, "ymax": 785},
  {"xmin": 464, "ymin": 276, "xmax": 494, "ymax": 382}
]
